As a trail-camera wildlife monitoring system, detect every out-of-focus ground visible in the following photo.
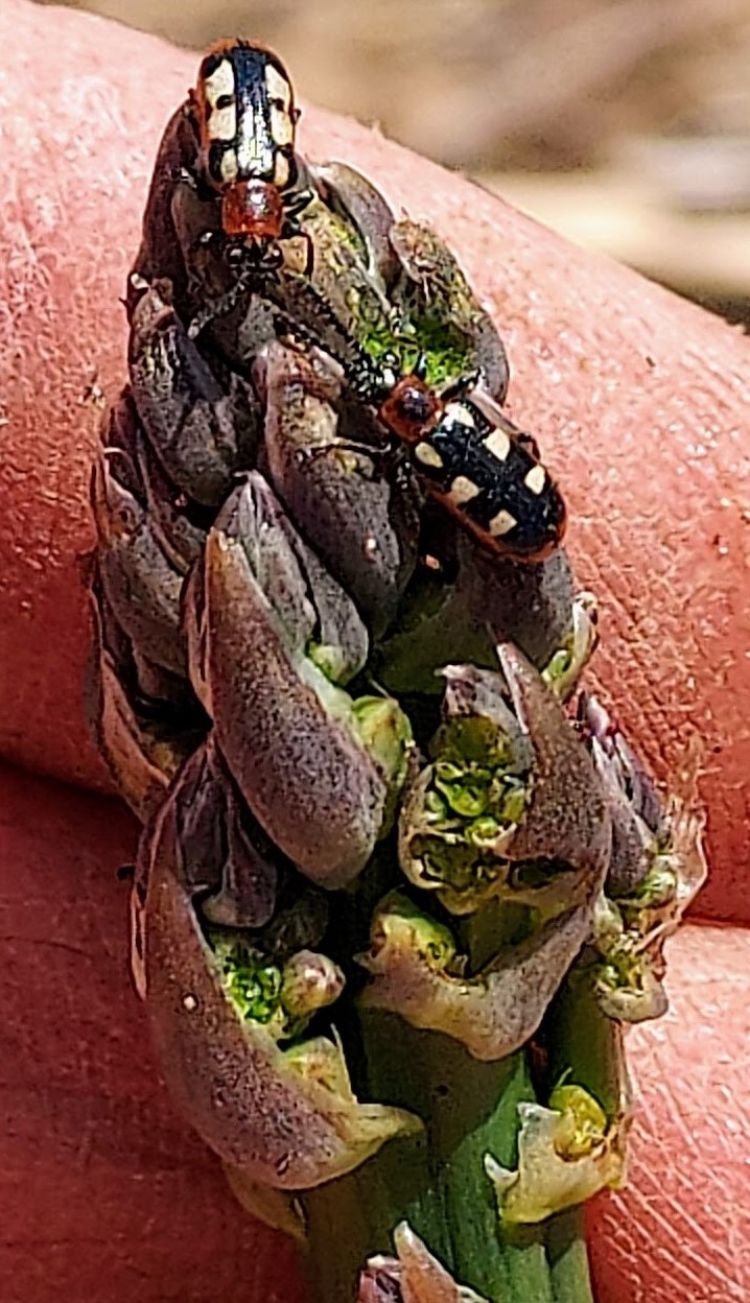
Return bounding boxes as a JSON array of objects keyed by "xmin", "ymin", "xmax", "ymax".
[{"xmin": 42, "ymin": 0, "xmax": 750, "ymax": 322}]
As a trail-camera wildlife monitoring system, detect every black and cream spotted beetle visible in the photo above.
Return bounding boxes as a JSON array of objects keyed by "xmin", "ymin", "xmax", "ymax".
[
  {"xmin": 263, "ymin": 295, "xmax": 567, "ymax": 563},
  {"xmin": 376, "ymin": 373, "xmax": 566, "ymax": 561},
  {"xmin": 191, "ymin": 40, "xmax": 312, "ymax": 271},
  {"xmin": 274, "ymin": 309, "xmax": 568, "ymax": 563},
  {"xmin": 249, "ymin": 232, "xmax": 568, "ymax": 563}
]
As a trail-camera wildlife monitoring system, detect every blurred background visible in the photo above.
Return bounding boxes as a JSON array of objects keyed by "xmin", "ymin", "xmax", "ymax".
[{"xmin": 44, "ymin": 0, "xmax": 750, "ymax": 324}]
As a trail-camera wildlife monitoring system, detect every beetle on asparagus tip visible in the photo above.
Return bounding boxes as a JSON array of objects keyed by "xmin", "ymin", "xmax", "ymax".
[
  {"xmin": 188, "ymin": 40, "xmax": 567, "ymax": 565},
  {"xmin": 191, "ymin": 39, "xmax": 311, "ymax": 260}
]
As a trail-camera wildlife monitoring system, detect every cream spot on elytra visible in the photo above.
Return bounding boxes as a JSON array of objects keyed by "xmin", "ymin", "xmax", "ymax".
[
  {"xmin": 203, "ymin": 60, "xmax": 235, "ymax": 107},
  {"xmin": 449, "ymin": 475, "xmax": 480, "ymax": 504},
  {"xmin": 270, "ymin": 106, "xmax": 294, "ymax": 147},
  {"xmin": 273, "ymin": 151, "xmax": 290, "ymax": 187},
  {"xmin": 415, "ymin": 442, "xmax": 444, "ymax": 469},
  {"xmin": 266, "ymin": 64, "xmax": 292, "ymax": 109},
  {"xmin": 524, "ymin": 464, "xmax": 546, "ymax": 495},
  {"xmin": 209, "ymin": 104, "xmax": 237, "ymax": 142},
  {"xmin": 489, "ymin": 509, "xmax": 517, "ymax": 536},
  {"xmin": 445, "ymin": 401, "xmax": 476, "ymax": 428},
  {"xmin": 220, "ymin": 147, "xmax": 238, "ymax": 182},
  {"xmin": 483, "ymin": 427, "xmax": 511, "ymax": 461}
]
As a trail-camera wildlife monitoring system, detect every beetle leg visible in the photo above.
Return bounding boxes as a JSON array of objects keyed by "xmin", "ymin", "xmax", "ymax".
[
  {"xmin": 282, "ymin": 186, "xmax": 314, "ymax": 220},
  {"xmin": 440, "ymin": 368, "xmax": 480, "ymax": 402},
  {"xmin": 187, "ymin": 264, "xmax": 258, "ymax": 338}
]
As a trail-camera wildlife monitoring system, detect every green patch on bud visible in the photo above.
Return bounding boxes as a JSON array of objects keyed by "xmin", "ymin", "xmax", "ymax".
[
  {"xmin": 343, "ymin": 267, "xmax": 474, "ymax": 394},
  {"xmin": 542, "ymin": 644, "xmax": 574, "ymax": 689},
  {"xmin": 467, "ymin": 815, "xmax": 501, "ymax": 845},
  {"xmin": 405, "ymin": 313, "xmax": 475, "ymax": 391},
  {"xmin": 298, "ymin": 651, "xmax": 414, "ymax": 842},
  {"xmin": 622, "ymin": 852, "xmax": 679, "ymax": 911},
  {"xmin": 590, "ymin": 810, "xmax": 705, "ymax": 1025},
  {"xmin": 326, "ymin": 209, "xmax": 369, "ymax": 262},
  {"xmin": 644, "ymin": 858, "xmax": 679, "ymax": 901},
  {"xmin": 547, "ymin": 1083, "xmax": 608, "ymax": 1159},
  {"xmin": 434, "ymin": 760, "xmax": 490, "ymax": 818},
  {"xmin": 541, "ymin": 593, "xmax": 598, "ymax": 700},
  {"xmin": 592, "ymin": 893, "xmax": 624, "ymax": 948},
  {"xmin": 502, "ymin": 785, "xmax": 532, "ymax": 826},
  {"xmin": 593, "ymin": 936, "xmax": 667, "ymax": 1023},
  {"xmin": 590, "ymin": 839, "xmax": 684, "ymax": 1025},
  {"xmin": 281, "ymin": 950, "xmax": 346, "ymax": 1035},
  {"xmin": 306, "ymin": 639, "xmax": 351, "ymax": 685},
  {"xmin": 346, "ymin": 290, "xmax": 416, "ymax": 375},
  {"xmin": 351, "ymin": 696, "xmax": 414, "ymax": 834},
  {"xmin": 283, "ymin": 1033, "xmax": 353, "ymax": 1095},
  {"xmin": 434, "ymin": 714, "xmax": 512, "ymax": 768},
  {"xmin": 596, "ymin": 940, "xmax": 648, "ymax": 997},
  {"xmin": 598, "ymin": 934, "xmax": 641, "ymax": 987},
  {"xmin": 362, "ymin": 891, "xmax": 458, "ymax": 972},
  {"xmin": 373, "ymin": 578, "xmax": 497, "ymax": 697},
  {"xmin": 486, "ymin": 1092, "xmax": 625, "ymax": 1224}
]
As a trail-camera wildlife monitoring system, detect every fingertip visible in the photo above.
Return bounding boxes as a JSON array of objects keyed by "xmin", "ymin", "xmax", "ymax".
[{"xmin": 1, "ymin": 0, "xmax": 747, "ymax": 919}]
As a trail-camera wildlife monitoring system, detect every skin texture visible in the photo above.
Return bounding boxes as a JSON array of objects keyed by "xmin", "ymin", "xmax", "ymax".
[
  {"xmin": 1, "ymin": 2, "xmax": 748, "ymax": 922},
  {"xmin": 0, "ymin": 2, "xmax": 747, "ymax": 1300}
]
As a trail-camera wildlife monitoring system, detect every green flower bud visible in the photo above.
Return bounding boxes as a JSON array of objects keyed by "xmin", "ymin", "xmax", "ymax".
[
  {"xmin": 547, "ymin": 1083, "xmax": 608, "ymax": 1159},
  {"xmin": 485, "ymin": 1095, "xmax": 625, "ymax": 1224},
  {"xmin": 281, "ymin": 950, "xmax": 346, "ymax": 1027},
  {"xmin": 359, "ymin": 891, "xmax": 602, "ymax": 1061}
]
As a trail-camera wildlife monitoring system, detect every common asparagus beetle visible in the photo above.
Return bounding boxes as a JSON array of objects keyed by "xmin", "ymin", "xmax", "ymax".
[{"xmin": 190, "ymin": 40, "xmax": 313, "ymax": 272}]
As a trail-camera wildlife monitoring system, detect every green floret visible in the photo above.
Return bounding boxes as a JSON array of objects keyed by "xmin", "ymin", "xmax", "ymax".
[
  {"xmin": 306, "ymin": 638, "xmax": 352, "ymax": 684},
  {"xmin": 346, "ymin": 291, "xmax": 414, "ymax": 373},
  {"xmin": 626, "ymin": 853, "xmax": 678, "ymax": 908},
  {"xmin": 547, "ymin": 1083, "xmax": 608, "ymax": 1159},
  {"xmin": 542, "ymin": 643, "xmax": 574, "ymax": 688},
  {"xmin": 351, "ymin": 694, "xmax": 414, "ymax": 834},
  {"xmin": 407, "ymin": 715, "xmax": 532, "ymax": 909},
  {"xmin": 326, "ymin": 210, "xmax": 369, "ymax": 262},
  {"xmin": 209, "ymin": 930, "xmax": 347, "ymax": 1040},
  {"xmin": 349, "ymin": 287, "xmax": 473, "ymax": 392},
  {"xmin": 596, "ymin": 941, "xmax": 643, "ymax": 994},
  {"xmin": 211, "ymin": 933, "xmax": 284, "ymax": 1026},
  {"xmin": 407, "ymin": 313, "xmax": 474, "ymax": 390}
]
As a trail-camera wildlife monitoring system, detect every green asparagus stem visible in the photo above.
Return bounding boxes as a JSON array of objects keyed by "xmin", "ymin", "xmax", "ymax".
[
  {"xmin": 546, "ymin": 1210, "xmax": 594, "ymax": 1303},
  {"xmin": 303, "ymin": 1007, "xmax": 596, "ymax": 1301},
  {"xmin": 542, "ymin": 969, "xmax": 625, "ymax": 1303},
  {"xmin": 302, "ymin": 875, "xmax": 596, "ymax": 1302}
]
